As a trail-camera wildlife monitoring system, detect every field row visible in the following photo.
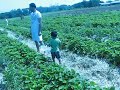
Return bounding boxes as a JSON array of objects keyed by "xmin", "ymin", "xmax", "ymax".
[
  {"xmin": 0, "ymin": 11, "xmax": 120, "ymax": 66},
  {"xmin": 0, "ymin": 30, "xmax": 111, "ymax": 89}
]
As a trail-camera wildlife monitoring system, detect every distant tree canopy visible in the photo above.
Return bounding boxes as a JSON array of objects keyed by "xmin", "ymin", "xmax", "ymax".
[
  {"xmin": 0, "ymin": 8, "xmax": 29, "ymax": 19},
  {"xmin": 0, "ymin": 5, "xmax": 71, "ymax": 19},
  {"xmin": 89, "ymin": 0, "xmax": 100, "ymax": 7},
  {"xmin": 0, "ymin": 0, "xmax": 119, "ymax": 19}
]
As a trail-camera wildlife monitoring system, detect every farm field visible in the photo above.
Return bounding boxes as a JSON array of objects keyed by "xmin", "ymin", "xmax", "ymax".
[
  {"xmin": 1, "ymin": 10, "xmax": 120, "ymax": 65},
  {"xmin": 0, "ymin": 27, "xmax": 109, "ymax": 90},
  {"xmin": 0, "ymin": 5, "xmax": 120, "ymax": 90}
]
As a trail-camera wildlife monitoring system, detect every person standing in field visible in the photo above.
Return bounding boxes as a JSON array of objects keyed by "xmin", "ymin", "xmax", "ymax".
[
  {"xmin": 5, "ymin": 18, "xmax": 8, "ymax": 26},
  {"xmin": 49, "ymin": 31, "xmax": 61, "ymax": 64},
  {"xmin": 29, "ymin": 3, "xmax": 43, "ymax": 52}
]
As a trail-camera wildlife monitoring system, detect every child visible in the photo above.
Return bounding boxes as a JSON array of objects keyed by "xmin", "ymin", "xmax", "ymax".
[{"xmin": 49, "ymin": 31, "xmax": 61, "ymax": 64}]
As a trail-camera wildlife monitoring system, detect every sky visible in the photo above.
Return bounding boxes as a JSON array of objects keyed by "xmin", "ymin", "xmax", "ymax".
[{"xmin": 0, "ymin": 0, "xmax": 110, "ymax": 13}]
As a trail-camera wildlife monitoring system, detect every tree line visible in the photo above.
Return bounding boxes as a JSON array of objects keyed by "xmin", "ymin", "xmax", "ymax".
[{"xmin": 0, "ymin": 0, "xmax": 112, "ymax": 19}]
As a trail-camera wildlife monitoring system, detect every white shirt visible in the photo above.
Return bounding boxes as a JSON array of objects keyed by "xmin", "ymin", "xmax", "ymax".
[
  {"xmin": 30, "ymin": 10, "xmax": 42, "ymax": 32},
  {"xmin": 30, "ymin": 10, "xmax": 42, "ymax": 41}
]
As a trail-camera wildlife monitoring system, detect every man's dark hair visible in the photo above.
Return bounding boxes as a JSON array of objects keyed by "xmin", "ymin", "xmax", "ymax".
[
  {"xmin": 29, "ymin": 3, "xmax": 36, "ymax": 8},
  {"xmin": 51, "ymin": 31, "xmax": 57, "ymax": 37}
]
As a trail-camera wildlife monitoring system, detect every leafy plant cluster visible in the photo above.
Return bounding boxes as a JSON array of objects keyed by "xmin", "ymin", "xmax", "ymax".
[
  {"xmin": 0, "ymin": 31, "xmax": 110, "ymax": 90},
  {"xmin": 0, "ymin": 11, "xmax": 120, "ymax": 66}
]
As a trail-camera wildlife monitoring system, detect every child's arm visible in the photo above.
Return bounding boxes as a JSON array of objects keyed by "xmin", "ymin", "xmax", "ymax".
[{"xmin": 59, "ymin": 39, "xmax": 61, "ymax": 49}]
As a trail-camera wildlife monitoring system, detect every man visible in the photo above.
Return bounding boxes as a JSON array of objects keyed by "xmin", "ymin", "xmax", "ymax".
[{"xmin": 29, "ymin": 3, "xmax": 43, "ymax": 52}]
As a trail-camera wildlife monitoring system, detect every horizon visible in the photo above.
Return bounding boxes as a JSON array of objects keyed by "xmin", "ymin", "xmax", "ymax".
[{"xmin": 0, "ymin": 0, "xmax": 113, "ymax": 13}]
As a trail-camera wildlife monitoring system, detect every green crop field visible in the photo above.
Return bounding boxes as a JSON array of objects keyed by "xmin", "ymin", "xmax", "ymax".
[
  {"xmin": 1, "ymin": 10, "xmax": 120, "ymax": 65},
  {"xmin": 0, "ymin": 6, "xmax": 120, "ymax": 90}
]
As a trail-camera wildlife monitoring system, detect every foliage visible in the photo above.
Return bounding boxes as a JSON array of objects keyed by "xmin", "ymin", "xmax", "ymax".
[{"xmin": 0, "ymin": 31, "xmax": 109, "ymax": 90}]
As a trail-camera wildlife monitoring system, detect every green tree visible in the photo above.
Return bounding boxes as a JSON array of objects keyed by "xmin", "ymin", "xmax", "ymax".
[{"xmin": 89, "ymin": 0, "xmax": 100, "ymax": 7}]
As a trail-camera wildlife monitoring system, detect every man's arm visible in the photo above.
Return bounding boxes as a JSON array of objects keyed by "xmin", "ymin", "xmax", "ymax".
[{"xmin": 38, "ymin": 18, "xmax": 42, "ymax": 36}]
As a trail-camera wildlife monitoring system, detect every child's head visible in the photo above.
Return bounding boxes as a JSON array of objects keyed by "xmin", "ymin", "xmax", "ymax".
[{"xmin": 51, "ymin": 31, "xmax": 57, "ymax": 38}]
